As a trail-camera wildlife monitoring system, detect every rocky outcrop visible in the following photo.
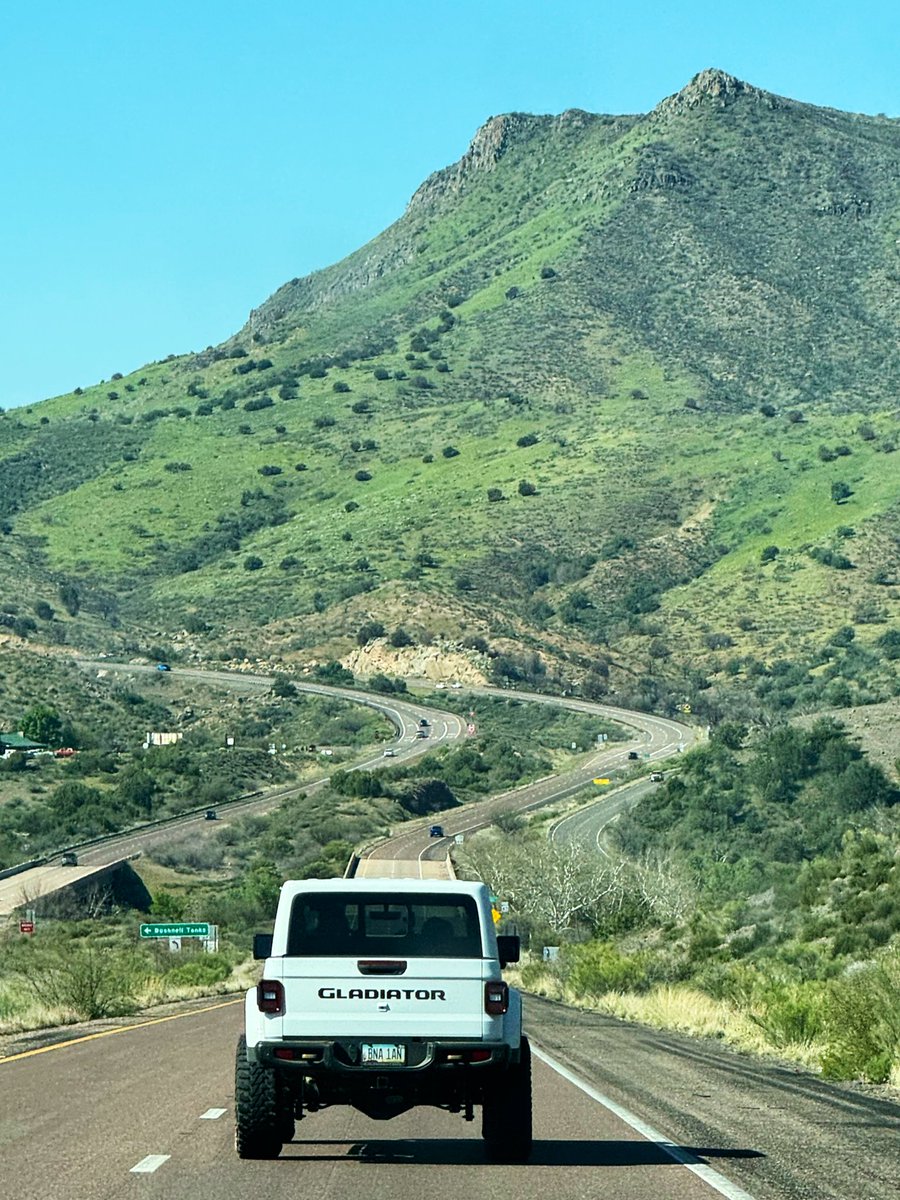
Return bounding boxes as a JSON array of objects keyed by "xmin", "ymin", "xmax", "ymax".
[
  {"xmin": 343, "ymin": 640, "xmax": 488, "ymax": 685},
  {"xmin": 653, "ymin": 68, "xmax": 788, "ymax": 117},
  {"xmin": 407, "ymin": 109, "xmax": 601, "ymax": 212}
]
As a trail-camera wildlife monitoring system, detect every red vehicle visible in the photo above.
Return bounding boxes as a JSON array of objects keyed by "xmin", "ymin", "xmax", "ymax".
[{"xmin": 55, "ymin": 747, "xmax": 77, "ymax": 758}]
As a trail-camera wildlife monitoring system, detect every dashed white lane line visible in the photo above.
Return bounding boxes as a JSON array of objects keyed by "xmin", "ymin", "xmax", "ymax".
[
  {"xmin": 200, "ymin": 1107, "xmax": 227, "ymax": 1119},
  {"xmin": 532, "ymin": 1044, "xmax": 760, "ymax": 1200},
  {"xmin": 130, "ymin": 1154, "xmax": 170, "ymax": 1174}
]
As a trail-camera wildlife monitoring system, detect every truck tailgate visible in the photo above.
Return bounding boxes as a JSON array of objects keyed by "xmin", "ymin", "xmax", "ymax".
[{"xmin": 275, "ymin": 955, "xmax": 493, "ymax": 1040}]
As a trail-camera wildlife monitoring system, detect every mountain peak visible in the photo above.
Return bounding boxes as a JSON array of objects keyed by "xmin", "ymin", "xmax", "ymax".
[{"xmin": 654, "ymin": 68, "xmax": 785, "ymax": 116}]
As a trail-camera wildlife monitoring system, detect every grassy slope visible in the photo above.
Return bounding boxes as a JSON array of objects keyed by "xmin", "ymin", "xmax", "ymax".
[{"xmin": 0, "ymin": 72, "xmax": 898, "ymax": 701}]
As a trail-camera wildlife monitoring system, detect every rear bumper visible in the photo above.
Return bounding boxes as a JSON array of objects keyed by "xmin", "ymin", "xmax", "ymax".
[{"xmin": 251, "ymin": 1038, "xmax": 514, "ymax": 1073}]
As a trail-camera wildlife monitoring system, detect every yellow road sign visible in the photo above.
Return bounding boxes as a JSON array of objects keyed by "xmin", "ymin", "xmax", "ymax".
[{"xmin": 593, "ymin": 777, "xmax": 610, "ymax": 785}]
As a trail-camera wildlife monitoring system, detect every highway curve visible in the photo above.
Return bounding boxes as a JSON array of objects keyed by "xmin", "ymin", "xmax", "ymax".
[{"xmin": 1, "ymin": 670, "xmax": 897, "ymax": 1198}]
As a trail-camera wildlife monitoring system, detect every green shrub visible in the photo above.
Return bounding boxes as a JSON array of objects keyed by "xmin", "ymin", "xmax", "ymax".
[
  {"xmin": 820, "ymin": 952, "xmax": 900, "ymax": 1083},
  {"xmin": 747, "ymin": 977, "xmax": 827, "ymax": 1048},
  {"xmin": 164, "ymin": 953, "xmax": 233, "ymax": 988},
  {"xmin": 562, "ymin": 941, "xmax": 650, "ymax": 995}
]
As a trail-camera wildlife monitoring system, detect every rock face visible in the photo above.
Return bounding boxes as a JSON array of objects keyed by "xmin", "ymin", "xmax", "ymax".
[
  {"xmin": 408, "ymin": 113, "xmax": 539, "ymax": 210},
  {"xmin": 653, "ymin": 67, "xmax": 786, "ymax": 117},
  {"xmin": 407, "ymin": 107, "xmax": 602, "ymax": 212},
  {"xmin": 343, "ymin": 641, "xmax": 488, "ymax": 685}
]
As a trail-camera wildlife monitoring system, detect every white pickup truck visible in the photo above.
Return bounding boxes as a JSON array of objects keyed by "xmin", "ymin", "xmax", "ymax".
[{"xmin": 236, "ymin": 877, "xmax": 532, "ymax": 1161}]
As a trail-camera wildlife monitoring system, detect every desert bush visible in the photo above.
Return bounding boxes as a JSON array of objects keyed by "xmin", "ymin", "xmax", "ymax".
[
  {"xmin": 820, "ymin": 951, "xmax": 900, "ymax": 1083},
  {"xmin": 561, "ymin": 941, "xmax": 651, "ymax": 996},
  {"xmin": 746, "ymin": 976, "xmax": 828, "ymax": 1048},
  {"xmin": 19, "ymin": 944, "xmax": 151, "ymax": 1020},
  {"xmin": 163, "ymin": 953, "xmax": 233, "ymax": 989}
]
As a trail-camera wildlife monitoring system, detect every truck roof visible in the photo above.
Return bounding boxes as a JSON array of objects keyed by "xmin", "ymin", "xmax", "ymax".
[{"xmin": 277, "ymin": 878, "xmax": 489, "ymax": 902}]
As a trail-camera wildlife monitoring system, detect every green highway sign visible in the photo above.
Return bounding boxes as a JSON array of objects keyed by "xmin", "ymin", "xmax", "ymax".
[{"xmin": 140, "ymin": 922, "xmax": 210, "ymax": 939}]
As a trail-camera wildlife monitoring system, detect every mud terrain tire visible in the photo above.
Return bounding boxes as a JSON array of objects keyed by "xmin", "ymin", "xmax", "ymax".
[
  {"xmin": 234, "ymin": 1034, "xmax": 284, "ymax": 1159},
  {"xmin": 481, "ymin": 1035, "xmax": 533, "ymax": 1162}
]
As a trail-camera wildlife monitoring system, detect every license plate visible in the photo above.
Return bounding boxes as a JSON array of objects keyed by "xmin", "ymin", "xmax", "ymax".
[{"xmin": 361, "ymin": 1042, "xmax": 405, "ymax": 1066}]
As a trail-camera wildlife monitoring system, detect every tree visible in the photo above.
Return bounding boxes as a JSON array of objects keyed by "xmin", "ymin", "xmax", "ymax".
[
  {"xmin": 518, "ymin": 480, "xmax": 537, "ymax": 496},
  {"xmin": 831, "ymin": 481, "xmax": 852, "ymax": 503},
  {"xmin": 271, "ymin": 673, "xmax": 297, "ymax": 697},
  {"xmin": 116, "ymin": 767, "xmax": 157, "ymax": 817},
  {"xmin": 59, "ymin": 583, "xmax": 80, "ymax": 616},
  {"xmin": 244, "ymin": 556, "xmax": 264, "ymax": 570},
  {"xmin": 22, "ymin": 705, "xmax": 62, "ymax": 745},
  {"xmin": 461, "ymin": 836, "xmax": 626, "ymax": 935},
  {"xmin": 875, "ymin": 629, "xmax": 900, "ymax": 660},
  {"xmin": 487, "ymin": 488, "xmax": 504, "ymax": 502},
  {"xmin": 312, "ymin": 661, "xmax": 355, "ymax": 686},
  {"xmin": 357, "ymin": 621, "xmax": 385, "ymax": 646},
  {"xmin": 389, "ymin": 627, "xmax": 414, "ymax": 648}
]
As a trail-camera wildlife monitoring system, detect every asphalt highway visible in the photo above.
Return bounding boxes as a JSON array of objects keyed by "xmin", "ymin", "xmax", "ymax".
[
  {"xmin": 1, "ymin": 670, "xmax": 897, "ymax": 1198},
  {"xmin": 0, "ymin": 999, "xmax": 752, "ymax": 1200},
  {"xmin": 2, "ymin": 992, "xmax": 896, "ymax": 1200}
]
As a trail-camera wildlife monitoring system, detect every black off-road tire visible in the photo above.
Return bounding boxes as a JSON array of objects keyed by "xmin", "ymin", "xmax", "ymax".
[
  {"xmin": 234, "ymin": 1034, "xmax": 284, "ymax": 1159},
  {"xmin": 481, "ymin": 1036, "xmax": 533, "ymax": 1163}
]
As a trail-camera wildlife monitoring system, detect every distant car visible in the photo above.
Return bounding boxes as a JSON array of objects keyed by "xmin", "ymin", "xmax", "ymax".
[
  {"xmin": 382, "ymin": 748, "xmax": 397, "ymax": 757},
  {"xmin": 429, "ymin": 825, "xmax": 444, "ymax": 838},
  {"xmin": 205, "ymin": 809, "xmax": 218, "ymax": 820},
  {"xmin": 415, "ymin": 729, "xmax": 429, "ymax": 739},
  {"xmin": 649, "ymin": 772, "xmax": 664, "ymax": 782},
  {"xmin": 435, "ymin": 682, "xmax": 446, "ymax": 689},
  {"xmin": 418, "ymin": 718, "xmax": 429, "ymax": 727},
  {"xmin": 61, "ymin": 852, "xmax": 79, "ymax": 866},
  {"xmin": 451, "ymin": 682, "xmax": 462, "ymax": 689},
  {"xmin": 156, "ymin": 662, "xmax": 171, "ymax": 671},
  {"xmin": 627, "ymin": 751, "xmax": 639, "ymax": 760},
  {"xmin": 54, "ymin": 747, "xmax": 76, "ymax": 758}
]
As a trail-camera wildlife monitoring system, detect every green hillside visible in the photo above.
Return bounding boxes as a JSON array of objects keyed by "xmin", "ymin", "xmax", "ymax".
[{"xmin": 2, "ymin": 68, "xmax": 899, "ymax": 725}]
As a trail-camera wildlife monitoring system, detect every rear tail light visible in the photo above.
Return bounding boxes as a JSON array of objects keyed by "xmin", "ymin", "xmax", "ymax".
[
  {"xmin": 443, "ymin": 1048, "xmax": 493, "ymax": 1063},
  {"xmin": 484, "ymin": 980, "xmax": 509, "ymax": 1016},
  {"xmin": 257, "ymin": 980, "xmax": 285, "ymax": 1014},
  {"xmin": 274, "ymin": 1047, "xmax": 321, "ymax": 1062}
]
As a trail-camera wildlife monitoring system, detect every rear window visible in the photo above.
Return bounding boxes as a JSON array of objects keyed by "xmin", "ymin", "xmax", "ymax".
[{"xmin": 286, "ymin": 892, "xmax": 483, "ymax": 958}]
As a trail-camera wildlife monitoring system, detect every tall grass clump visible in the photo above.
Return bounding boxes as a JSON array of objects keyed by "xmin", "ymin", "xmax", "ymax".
[{"xmin": 820, "ymin": 950, "xmax": 900, "ymax": 1085}]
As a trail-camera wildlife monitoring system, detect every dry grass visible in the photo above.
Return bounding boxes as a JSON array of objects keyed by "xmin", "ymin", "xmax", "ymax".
[{"xmin": 513, "ymin": 970, "xmax": 824, "ymax": 1071}]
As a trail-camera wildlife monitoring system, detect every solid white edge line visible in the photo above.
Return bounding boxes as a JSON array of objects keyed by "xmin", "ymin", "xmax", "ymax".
[
  {"xmin": 199, "ymin": 1107, "xmax": 227, "ymax": 1119},
  {"xmin": 531, "ymin": 1043, "xmax": 760, "ymax": 1200},
  {"xmin": 129, "ymin": 1154, "xmax": 171, "ymax": 1174}
]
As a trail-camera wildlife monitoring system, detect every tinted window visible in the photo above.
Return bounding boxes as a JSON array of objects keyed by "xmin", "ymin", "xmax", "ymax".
[{"xmin": 286, "ymin": 893, "xmax": 483, "ymax": 957}]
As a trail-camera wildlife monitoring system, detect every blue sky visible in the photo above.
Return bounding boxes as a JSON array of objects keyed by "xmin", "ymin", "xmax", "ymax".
[{"xmin": 2, "ymin": 1, "xmax": 897, "ymax": 410}]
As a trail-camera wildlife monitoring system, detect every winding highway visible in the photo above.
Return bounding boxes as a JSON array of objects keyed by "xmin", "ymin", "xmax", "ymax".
[{"xmin": 3, "ymin": 667, "xmax": 896, "ymax": 1198}]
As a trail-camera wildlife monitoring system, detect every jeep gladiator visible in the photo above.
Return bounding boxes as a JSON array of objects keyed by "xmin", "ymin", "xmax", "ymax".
[{"xmin": 236, "ymin": 877, "xmax": 531, "ymax": 1161}]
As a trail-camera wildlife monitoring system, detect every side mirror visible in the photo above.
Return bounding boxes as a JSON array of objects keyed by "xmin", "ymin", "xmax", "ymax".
[
  {"xmin": 253, "ymin": 933, "xmax": 274, "ymax": 960},
  {"xmin": 497, "ymin": 934, "xmax": 520, "ymax": 966}
]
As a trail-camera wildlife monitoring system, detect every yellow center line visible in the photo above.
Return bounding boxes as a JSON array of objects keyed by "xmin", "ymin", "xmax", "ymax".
[{"xmin": 0, "ymin": 997, "xmax": 242, "ymax": 1064}]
